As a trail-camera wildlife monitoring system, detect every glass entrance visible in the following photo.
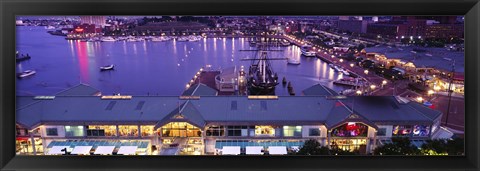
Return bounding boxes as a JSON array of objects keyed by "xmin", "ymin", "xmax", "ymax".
[{"xmin": 161, "ymin": 122, "xmax": 201, "ymax": 137}]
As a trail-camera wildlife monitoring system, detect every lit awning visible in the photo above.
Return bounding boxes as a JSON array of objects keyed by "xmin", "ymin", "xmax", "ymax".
[
  {"xmin": 221, "ymin": 146, "xmax": 241, "ymax": 155},
  {"xmin": 269, "ymin": 146, "xmax": 287, "ymax": 155},
  {"xmin": 71, "ymin": 146, "xmax": 93, "ymax": 155},
  {"xmin": 47, "ymin": 146, "xmax": 70, "ymax": 155},
  {"xmin": 117, "ymin": 146, "xmax": 138, "ymax": 155},
  {"xmin": 246, "ymin": 146, "xmax": 263, "ymax": 155},
  {"xmin": 94, "ymin": 146, "xmax": 116, "ymax": 155}
]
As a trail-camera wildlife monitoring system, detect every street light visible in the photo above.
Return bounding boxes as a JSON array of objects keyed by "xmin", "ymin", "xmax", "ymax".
[
  {"xmin": 356, "ymin": 90, "xmax": 362, "ymax": 96},
  {"xmin": 364, "ymin": 70, "xmax": 369, "ymax": 75},
  {"xmin": 416, "ymin": 97, "xmax": 424, "ymax": 103},
  {"xmin": 370, "ymin": 85, "xmax": 376, "ymax": 90},
  {"xmin": 350, "ymin": 63, "xmax": 354, "ymax": 67}
]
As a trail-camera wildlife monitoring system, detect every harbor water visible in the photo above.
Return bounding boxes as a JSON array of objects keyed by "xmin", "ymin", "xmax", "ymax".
[{"xmin": 16, "ymin": 26, "xmax": 346, "ymax": 96}]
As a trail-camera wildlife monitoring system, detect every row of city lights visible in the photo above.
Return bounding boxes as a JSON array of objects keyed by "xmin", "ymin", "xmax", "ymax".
[{"xmin": 186, "ymin": 67, "xmax": 204, "ymax": 89}]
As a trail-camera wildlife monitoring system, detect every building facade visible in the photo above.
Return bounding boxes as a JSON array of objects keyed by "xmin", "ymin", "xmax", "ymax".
[{"xmin": 16, "ymin": 84, "xmax": 445, "ymax": 156}]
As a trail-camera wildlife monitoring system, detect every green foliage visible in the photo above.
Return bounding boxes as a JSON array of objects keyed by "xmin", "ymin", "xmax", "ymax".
[
  {"xmin": 373, "ymin": 137, "xmax": 421, "ymax": 155},
  {"xmin": 294, "ymin": 139, "xmax": 360, "ymax": 155},
  {"xmin": 446, "ymin": 138, "xmax": 464, "ymax": 155},
  {"xmin": 421, "ymin": 139, "xmax": 448, "ymax": 155},
  {"xmin": 295, "ymin": 139, "xmax": 330, "ymax": 155}
]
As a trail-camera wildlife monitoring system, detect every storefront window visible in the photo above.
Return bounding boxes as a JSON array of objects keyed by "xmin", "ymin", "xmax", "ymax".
[
  {"xmin": 413, "ymin": 125, "xmax": 430, "ymax": 137},
  {"xmin": 16, "ymin": 127, "xmax": 28, "ymax": 136},
  {"xmin": 65, "ymin": 126, "xmax": 84, "ymax": 137},
  {"xmin": 206, "ymin": 126, "xmax": 225, "ymax": 136},
  {"xmin": 392, "ymin": 125, "xmax": 412, "ymax": 136},
  {"xmin": 16, "ymin": 138, "xmax": 43, "ymax": 155},
  {"xmin": 331, "ymin": 122, "xmax": 368, "ymax": 137},
  {"xmin": 331, "ymin": 139, "xmax": 366, "ymax": 152},
  {"xmin": 255, "ymin": 126, "xmax": 275, "ymax": 136},
  {"xmin": 283, "ymin": 126, "xmax": 302, "ymax": 137},
  {"xmin": 377, "ymin": 128, "xmax": 387, "ymax": 136},
  {"xmin": 118, "ymin": 125, "xmax": 139, "ymax": 137},
  {"xmin": 141, "ymin": 125, "xmax": 155, "ymax": 136},
  {"xmin": 46, "ymin": 128, "xmax": 58, "ymax": 136},
  {"xmin": 161, "ymin": 122, "xmax": 201, "ymax": 137},
  {"xmin": 308, "ymin": 128, "xmax": 321, "ymax": 136},
  {"xmin": 227, "ymin": 126, "xmax": 248, "ymax": 136},
  {"xmin": 87, "ymin": 125, "xmax": 117, "ymax": 136}
]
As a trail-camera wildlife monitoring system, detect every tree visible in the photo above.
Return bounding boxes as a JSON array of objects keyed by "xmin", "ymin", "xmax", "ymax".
[
  {"xmin": 295, "ymin": 139, "xmax": 330, "ymax": 155},
  {"xmin": 446, "ymin": 138, "xmax": 464, "ymax": 155},
  {"xmin": 373, "ymin": 137, "xmax": 421, "ymax": 155},
  {"xmin": 356, "ymin": 44, "xmax": 366, "ymax": 51},
  {"xmin": 421, "ymin": 139, "xmax": 448, "ymax": 155}
]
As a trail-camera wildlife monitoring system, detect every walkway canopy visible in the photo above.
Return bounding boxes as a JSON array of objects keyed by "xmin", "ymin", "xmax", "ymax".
[{"xmin": 222, "ymin": 146, "xmax": 241, "ymax": 155}]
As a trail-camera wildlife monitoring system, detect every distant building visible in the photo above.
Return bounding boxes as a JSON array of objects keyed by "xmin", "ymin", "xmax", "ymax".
[
  {"xmin": 367, "ymin": 23, "xmax": 399, "ymax": 38},
  {"xmin": 425, "ymin": 24, "xmax": 464, "ymax": 39},
  {"xmin": 79, "ymin": 16, "xmax": 107, "ymax": 28},
  {"xmin": 337, "ymin": 20, "xmax": 369, "ymax": 34}
]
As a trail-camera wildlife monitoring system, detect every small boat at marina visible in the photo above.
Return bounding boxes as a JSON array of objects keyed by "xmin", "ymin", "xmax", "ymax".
[
  {"xmin": 300, "ymin": 45, "xmax": 316, "ymax": 57},
  {"xmin": 333, "ymin": 65, "xmax": 342, "ymax": 72},
  {"xmin": 101, "ymin": 37, "xmax": 116, "ymax": 42},
  {"xmin": 151, "ymin": 36, "xmax": 170, "ymax": 42},
  {"xmin": 17, "ymin": 70, "xmax": 36, "ymax": 78},
  {"xmin": 280, "ymin": 39, "xmax": 291, "ymax": 46},
  {"xmin": 328, "ymin": 63, "xmax": 334, "ymax": 69},
  {"xmin": 177, "ymin": 37, "xmax": 189, "ymax": 42},
  {"xmin": 16, "ymin": 52, "xmax": 31, "ymax": 62},
  {"xmin": 333, "ymin": 77, "xmax": 366, "ymax": 87},
  {"xmin": 188, "ymin": 35, "xmax": 202, "ymax": 42},
  {"xmin": 287, "ymin": 58, "xmax": 300, "ymax": 65},
  {"xmin": 341, "ymin": 69, "xmax": 350, "ymax": 76},
  {"xmin": 100, "ymin": 64, "xmax": 115, "ymax": 71}
]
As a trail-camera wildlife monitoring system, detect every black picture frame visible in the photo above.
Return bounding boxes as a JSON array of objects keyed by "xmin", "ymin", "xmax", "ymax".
[{"xmin": 1, "ymin": 0, "xmax": 479, "ymax": 170}]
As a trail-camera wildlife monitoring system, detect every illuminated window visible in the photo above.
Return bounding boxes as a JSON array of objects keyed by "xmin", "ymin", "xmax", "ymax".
[
  {"xmin": 141, "ymin": 125, "xmax": 155, "ymax": 137},
  {"xmin": 283, "ymin": 126, "xmax": 302, "ymax": 137},
  {"xmin": 331, "ymin": 123, "xmax": 368, "ymax": 137},
  {"xmin": 87, "ymin": 125, "xmax": 117, "ymax": 136},
  {"xmin": 413, "ymin": 125, "xmax": 430, "ymax": 137},
  {"xmin": 65, "ymin": 126, "xmax": 84, "ymax": 137},
  {"xmin": 255, "ymin": 126, "xmax": 275, "ymax": 136},
  {"xmin": 161, "ymin": 122, "xmax": 201, "ymax": 137},
  {"xmin": 392, "ymin": 125, "xmax": 412, "ymax": 136},
  {"xmin": 206, "ymin": 126, "xmax": 225, "ymax": 136},
  {"xmin": 118, "ymin": 125, "xmax": 139, "ymax": 137}
]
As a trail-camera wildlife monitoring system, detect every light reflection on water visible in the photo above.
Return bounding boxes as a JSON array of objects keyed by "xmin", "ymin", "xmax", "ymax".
[{"xmin": 16, "ymin": 26, "xmax": 346, "ymax": 96}]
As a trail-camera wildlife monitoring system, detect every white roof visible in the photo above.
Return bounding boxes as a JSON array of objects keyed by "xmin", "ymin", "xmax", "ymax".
[
  {"xmin": 432, "ymin": 126, "xmax": 454, "ymax": 139},
  {"xmin": 47, "ymin": 146, "xmax": 70, "ymax": 155},
  {"xmin": 117, "ymin": 146, "xmax": 138, "ymax": 155},
  {"xmin": 246, "ymin": 146, "xmax": 263, "ymax": 155},
  {"xmin": 269, "ymin": 146, "xmax": 287, "ymax": 155},
  {"xmin": 94, "ymin": 146, "xmax": 116, "ymax": 155},
  {"xmin": 222, "ymin": 146, "xmax": 241, "ymax": 155},
  {"xmin": 71, "ymin": 146, "xmax": 93, "ymax": 155}
]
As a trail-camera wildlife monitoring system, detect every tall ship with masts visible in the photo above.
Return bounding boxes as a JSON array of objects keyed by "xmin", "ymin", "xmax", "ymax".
[{"xmin": 241, "ymin": 41, "xmax": 286, "ymax": 95}]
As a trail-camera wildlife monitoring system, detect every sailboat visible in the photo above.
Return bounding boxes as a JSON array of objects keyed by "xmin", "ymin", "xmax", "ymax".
[{"xmin": 241, "ymin": 43, "xmax": 286, "ymax": 95}]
